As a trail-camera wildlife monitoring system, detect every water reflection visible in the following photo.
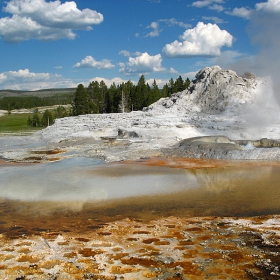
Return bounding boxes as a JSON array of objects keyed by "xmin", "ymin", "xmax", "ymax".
[
  {"xmin": 188, "ymin": 165, "xmax": 280, "ymax": 216},
  {"xmin": 0, "ymin": 157, "xmax": 280, "ymax": 217},
  {"xmin": 0, "ymin": 157, "xmax": 196, "ymax": 203},
  {"xmin": 192, "ymin": 165, "xmax": 272, "ymax": 193}
]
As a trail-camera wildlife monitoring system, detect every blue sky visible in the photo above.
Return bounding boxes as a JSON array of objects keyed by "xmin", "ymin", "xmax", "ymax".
[{"xmin": 0, "ymin": 0, "xmax": 279, "ymax": 90}]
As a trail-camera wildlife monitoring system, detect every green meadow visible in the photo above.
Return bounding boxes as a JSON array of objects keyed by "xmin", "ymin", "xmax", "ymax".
[{"xmin": 0, "ymin": 113, "xmax": 43, "ymax": 134}]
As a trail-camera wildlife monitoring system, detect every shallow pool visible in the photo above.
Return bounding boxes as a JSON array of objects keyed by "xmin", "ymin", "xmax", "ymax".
[{"xmin": 1, "ymin": 156, "xmax": 280, "ymax": 217}]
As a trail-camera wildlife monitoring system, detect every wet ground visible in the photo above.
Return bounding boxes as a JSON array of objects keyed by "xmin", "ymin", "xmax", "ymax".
[
  {"xmin": 0, "ymin": 157, "xmax": 280, "ymax": 279},
  {"xmin": 0, "ymin": 213, "xmax": 279, "ymax": 280}
]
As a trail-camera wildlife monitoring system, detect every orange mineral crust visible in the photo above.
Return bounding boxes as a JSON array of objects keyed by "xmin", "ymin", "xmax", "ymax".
[
  {"xmin": 123, "ymin": 156, "xmax": 280, "ymax": 169},
  {"xmin": 0, "ymin": 214, "xmax": 279, "ymax": 279}
]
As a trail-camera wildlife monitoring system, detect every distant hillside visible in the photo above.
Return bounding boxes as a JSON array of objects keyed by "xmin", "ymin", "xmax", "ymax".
[
  {"xmin": 0, "ymin": 88, "xmax": 76, "ymax": 98},
  {"xmin": 0, "ymin": 88, "xmax": 76, "ymax": 110}
]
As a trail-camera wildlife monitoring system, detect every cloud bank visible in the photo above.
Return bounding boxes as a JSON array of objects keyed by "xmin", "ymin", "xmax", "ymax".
[
  {"xmin": 0, "ymin": 69, "xmax": 76, "ymax": 90},
  {"xmin": 0, "ymin": 0, "xmax": 103, "ymax": 42},
  {"xmin": 163, "ymin": 22, "xmax": 233, "ymax": 57}
]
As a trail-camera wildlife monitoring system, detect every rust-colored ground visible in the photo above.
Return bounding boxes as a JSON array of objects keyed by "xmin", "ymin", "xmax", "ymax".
[
  {"xmin": 123, "ymin": 156, "xmax": 280, "ymax": 169},
  {"xmin": 0, "ymin": 214, "xmax": 279, "ymax": 280},
  {"xmin": 0, "ymin": 148, "xmax": 66, "ymax": 164}
]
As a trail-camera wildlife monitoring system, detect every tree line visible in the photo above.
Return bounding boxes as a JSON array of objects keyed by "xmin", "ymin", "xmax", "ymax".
[
  {"xmin": 0, "ymin": 93, "xmax": 74, "ymax": 111},
  {"xmin": 0, "ymin": 74, "xmax": 190, "ymax": 127},
  {"xmin": 0, "ymin": 75, "xmax": 190, "ymax": 115},
  {"xmin": 72, "ymin": 75, "xmax": 190, "ymax": 116}
]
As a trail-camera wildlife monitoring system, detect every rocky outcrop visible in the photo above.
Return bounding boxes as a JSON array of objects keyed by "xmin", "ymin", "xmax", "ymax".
[
  {"xmin": 162, "ymin": 135, "xmax": 280, "ymax": 161},
  {"xmin": 181, "ymin": 141, "xmax": 242, "ymax": 158},
  {"xmin": 144, "ymin": 65, "xmax": 275, "ymax": 115},
  {"xmin": 12, "ymin": 66, "xmax": 280, "ymax": 162},
  {"xmin": 186, "ymin": 66, "xmax": 257, "ymax": 113},
  {"xmin": 164, "ymin": 135, "xmax": 244, "ymax": 159}
]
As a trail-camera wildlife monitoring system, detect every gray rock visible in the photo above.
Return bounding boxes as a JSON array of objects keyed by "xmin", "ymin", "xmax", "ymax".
[
  {"xmin": 117, "ymin": 128, "xmax": 139, "ymax": 139},
  {"xmin": 179, "ymin": 135, "xmax": 233, "ymax": 146},
  {"xmin": 175, "ymin": 135, "xmax": 243, "ymax": 159}
]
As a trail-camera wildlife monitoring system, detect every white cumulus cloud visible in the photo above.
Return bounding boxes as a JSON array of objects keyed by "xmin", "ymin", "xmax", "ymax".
[
  {"xmin": 162, "ymin": 22, "xmax": 233, "ymax": 57},
  {"xmin": 226, "ymin": 0, "xmax": 280, "ymax": 20},
  {"xmin": 0, "ymin": 15, "xmax": 76, "ymax": 42},
  {"xmin": 0, "ymin": 0, "xmax": 103, "ymax": 42},
  {"xmin": 73, "ymin": 56, "xmax": 115, "ymax": 69},
  {"xmin": 0, "ymin": 69, "xmax": 76, "ymax": 90},
  {"xmin": 119, "ymin": 52, "xmax": 166, "ymax": 76}
]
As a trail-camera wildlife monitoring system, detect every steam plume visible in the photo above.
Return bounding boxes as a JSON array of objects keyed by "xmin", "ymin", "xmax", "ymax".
[{"xmin": 247, "ymin": 2, "xmax": 280, "ymax": 103}]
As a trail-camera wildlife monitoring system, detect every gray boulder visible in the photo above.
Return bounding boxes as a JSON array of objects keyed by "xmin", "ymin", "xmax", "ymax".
[
  {"xmin": 169, "ymin": 135, "xmax": 244, "ymax": 159},
  {"xmin": 118, "ymin": 128, "xmax": 139, "ymax": 139}
]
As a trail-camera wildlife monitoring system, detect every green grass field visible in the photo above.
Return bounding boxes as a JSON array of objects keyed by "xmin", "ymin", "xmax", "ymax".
[{"xmin": 0, "ymin": 113, "xmax": 43, "ymax": 134}]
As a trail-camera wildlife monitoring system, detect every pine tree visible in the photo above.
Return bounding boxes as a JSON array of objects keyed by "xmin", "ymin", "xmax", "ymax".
[
  {"xmin": 107, "ymin": 82, "xmax": 118, "ymax": 113},
  {"xmin": 133, "ymin": 75, "xmax": 150, "ymax": 110},
  {"xmin": 86, "ymin": 81, "xmax": 108, "ymax": 113},
  {"xmin": 99, "ymin": 80, "xmax": 108, "ymax": 113},
  {"xmin": 121, "ymin": 80, "xmax": 133, "ymax": 112},
  {"xmin": 162, "ymin": 84, "xmax": 169, "ymax": 97},
  {"xmin": 148, "ymin": 80, "xmax": 161, "ymax": 105},
  {"xmin": 168, "ymin": 78, "xmax": 174, "ymax": 96},
  {"xmin": 87, "ymin": 81, "xmax": 100, "ymax": 113},
  {"xmin": 72, "ymin": 84, "xmax": 88, "ymax": 116},
  {"xmin": 174, "ymin": 75, "xmax": 184, "ymax": 92},
  {"xmin": 184, "ymin": 77, "xmax": 191, "ymax": 89}
]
